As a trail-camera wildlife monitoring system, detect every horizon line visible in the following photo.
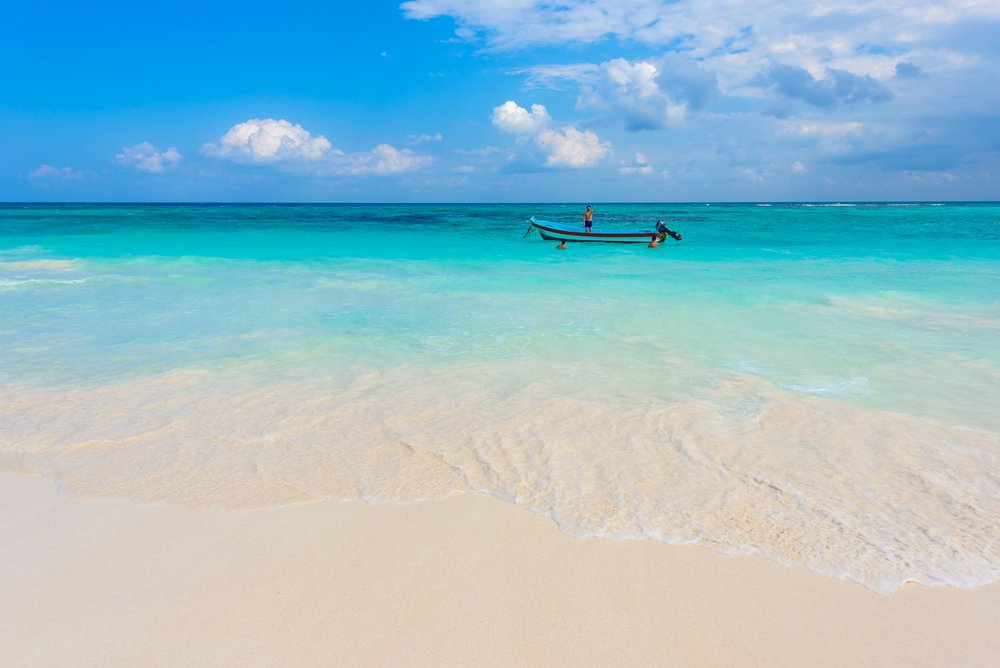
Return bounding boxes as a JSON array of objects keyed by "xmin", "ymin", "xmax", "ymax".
[{"xmin": 3, "ymin": 200, "xmax": 998, "ymax": 206}]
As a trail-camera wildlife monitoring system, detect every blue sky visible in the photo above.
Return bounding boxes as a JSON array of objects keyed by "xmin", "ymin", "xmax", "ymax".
[{"xmin": 3, "ymin": 0, "xmax": 999, "ymax": 201}]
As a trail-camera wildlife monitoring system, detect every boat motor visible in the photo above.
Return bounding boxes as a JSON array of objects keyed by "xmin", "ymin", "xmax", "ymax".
[{"xmin": 656, "ymin": 220, "xmax": 682, "ymax": 241}]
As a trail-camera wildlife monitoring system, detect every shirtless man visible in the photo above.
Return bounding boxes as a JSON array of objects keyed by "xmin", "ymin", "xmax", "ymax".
[{"xmin": 582, "ymin": 205, "xmax": 593, "ymax": 233}]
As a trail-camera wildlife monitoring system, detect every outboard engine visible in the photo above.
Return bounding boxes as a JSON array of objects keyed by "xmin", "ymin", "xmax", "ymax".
[{"xmin": 656, "ymin": 219, "xmax": 682, "ymax": 241}]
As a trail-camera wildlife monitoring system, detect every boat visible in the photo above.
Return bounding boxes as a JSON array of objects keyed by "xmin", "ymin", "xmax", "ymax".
[{"xmin": 527, "ymin": 217, "xmax": 682, "ymax": 244}]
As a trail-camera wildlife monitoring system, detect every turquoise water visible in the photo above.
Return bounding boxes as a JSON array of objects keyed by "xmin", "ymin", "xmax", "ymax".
[{"xmin": 2, "ymin": 202, "xmax": 999, "ymax": 592}]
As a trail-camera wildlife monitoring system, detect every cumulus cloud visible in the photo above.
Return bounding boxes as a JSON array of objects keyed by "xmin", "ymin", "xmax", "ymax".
[
  {"xmin": 331, "ymin": 144, "xmax": 432, "ymax": 176},
  {"xmin": 577, "ymin": 58, "xmax": 677, "ymax": 130},
  {"xmin": 202, "ymin": 118, "xmax": 332, "ymax": 163},
  {"xmin": 582, "ymin": 58, "xmax": 664, "ymax": 130},
  {"xmin": 619, "ymin": 153, "xmax": 654, "ymax": 175},
  {"xmin": 491, "ymin": 101, "xmax": 610, "ymax": 168},
  {"xmin": 28, "ymin": 164, "xmax": 84, "ymax": 180},
  {"xmin": 406, "ymin": 1, "xmax": 1000, "ymax": 188},
  {"xmin": 535, "ymin": 126, "xmax": 611, "ymax": 168},
  {"xmin": 656, "ymin": 53, "xmax": 719, "ymax": 110},
  {"xmin": 516, "ymin": 56, "xmax": 718, "ymax": 131},
  {"xmin": 402, "ymin": 1, "xmax": 988, "ymax": 110},
  {"xmin": 401, "ymin": 0, "xmax": 1000, "ymax": 60},
  {"xmin": 203, "ymin": 118, "xmax": 431, "ymax": 177},
  {"xmin": 762, "ymin": 63, "xmax": 894, "ymax": 108},
  {"xmin": 115, "ymin": 142, "xmax": 183, "ymax": 173},
  {"xmin": 491, "ymin": 100, "xmax": 552, "ymax": 134}
]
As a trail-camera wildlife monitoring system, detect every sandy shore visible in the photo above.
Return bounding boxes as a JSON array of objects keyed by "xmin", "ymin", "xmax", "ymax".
[{"xmin": 2, "ymin": 471, "xmax": 998, "ymax": 667}]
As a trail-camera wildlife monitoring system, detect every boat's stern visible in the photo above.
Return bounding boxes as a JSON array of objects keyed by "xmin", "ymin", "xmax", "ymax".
[{"xmin": 656, "ymin": 220, "xmax": 682, "ymax": 241}]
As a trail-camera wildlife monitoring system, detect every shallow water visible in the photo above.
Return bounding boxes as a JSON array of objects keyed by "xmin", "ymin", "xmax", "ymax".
[{"xmin": 2, "ymin": 202, "xmax": 999, "ymax": 592}]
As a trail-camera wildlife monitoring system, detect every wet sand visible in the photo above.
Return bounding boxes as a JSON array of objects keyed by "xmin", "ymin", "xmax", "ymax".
[{"xmin": 2, "ymin": 471, "xmax": 999, "ymax": 667}]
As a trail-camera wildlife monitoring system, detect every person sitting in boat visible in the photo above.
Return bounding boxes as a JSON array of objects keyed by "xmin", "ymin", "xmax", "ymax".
[{"xmin": 582, "ymin": 205, "xmax": 593, "ymax": 233}]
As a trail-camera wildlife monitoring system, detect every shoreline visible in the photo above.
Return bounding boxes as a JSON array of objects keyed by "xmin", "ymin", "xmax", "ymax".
[{"xmin": 3, "ymin": 470, "xmax": 999, "ymax": 666}]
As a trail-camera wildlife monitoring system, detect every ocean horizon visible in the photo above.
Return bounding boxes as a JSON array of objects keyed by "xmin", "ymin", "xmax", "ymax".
[
  {"xmin": 6, "ymin": 200, "xmax": 998, "ymax": 204},
  {"xmin": 2, "ymin": 201, "xmax": 999, "ymax": 594}
]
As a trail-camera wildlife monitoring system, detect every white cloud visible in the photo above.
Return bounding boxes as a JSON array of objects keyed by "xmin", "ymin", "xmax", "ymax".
[
  {"xmin": 795, "ymin": 121, "xmax": 865, "ymax": 138},
  {"xmin": 514, "ymin": 63, "xmax": 601, "ymax": 90},
  {"xmin": 452, "ymin": 146, "xmax": 504, "ymax": 157},
  {"xmin": 604, "ymin": 58, "xmax": 660, "ymax": 100},
  {"xmin": 203, "ymin": 118, "xmax": 430, "ymax": 177},
  {"xmin": 116, "ymin": 142, "xmax": 182, "ymax": 173},
  {"xmin": 580, "ymin": 58, "xmax": 668, "ymax": 130},
  {"xmin": 457, "ymin": 3, "xmax": 997, "ymax": 185},
  {"xmin": 402, "ymin": 1, "xmax": 999, "ymax": 105},
  {"xmin": 575, "ymin": 56, "xmax": 718, "ymax": 130},
  {"xmin": 491, "ymin": 100, "xmax": 610, "ymax": 168},
  {"xmin": 401, "ymin": 0, "xmax": 1000, "ymax": 57},
  {"xmin": 619, "ymin": 152, "xmax": 654, "ymax": 174},
  {"xmin": 408, "ymin": 132, "xmax": 444, "ymax": 144},
  {"xmin": 491, "ymin": 100, "xmax": 552, "ymax": 134},
  {"xmin": 402, "ymin": 0, "xmax": 662, "ymax": 49},
  {"xmin": 332, "ymin": 144, "xmax": 432, "ymax": 176},
  {"xmin": 28, "ymin": 164, "xmax": 84, "ymax": 180},
  {"xmin": 202, "ymin": 118, "xmax": 333, "ymax": 163},
  {"xmin": 902, "ymin": 170, "xmax": 957, "ymax": 184},
  {"xmin": 785, "ymin": 120, "xmax": 867, "ymax": 156},
  {"xmin": 535, "ymin": 126, "xmax": 611, "ymax": 168}
]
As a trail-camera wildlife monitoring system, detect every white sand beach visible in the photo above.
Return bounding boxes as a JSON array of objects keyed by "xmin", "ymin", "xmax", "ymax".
[{"xmin": 3, "ymin": 470, "xmax": 998, "ymax": 667}]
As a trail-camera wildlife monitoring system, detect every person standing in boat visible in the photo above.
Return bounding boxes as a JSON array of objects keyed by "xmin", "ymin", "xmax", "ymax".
[{"xmin": 582, "ymin": 205, "xmax": 594, "ymax": 233}]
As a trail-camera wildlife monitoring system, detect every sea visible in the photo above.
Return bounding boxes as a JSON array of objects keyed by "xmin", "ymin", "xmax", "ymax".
[{"xmin": 1, "ymin": 202, "xmax": 998, "ymax": 593}]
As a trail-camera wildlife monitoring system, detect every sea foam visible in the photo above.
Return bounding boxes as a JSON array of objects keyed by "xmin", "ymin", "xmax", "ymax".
[{"xmin": 1, "ymin": 365, "xmax": 998, "ymax": 593}]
